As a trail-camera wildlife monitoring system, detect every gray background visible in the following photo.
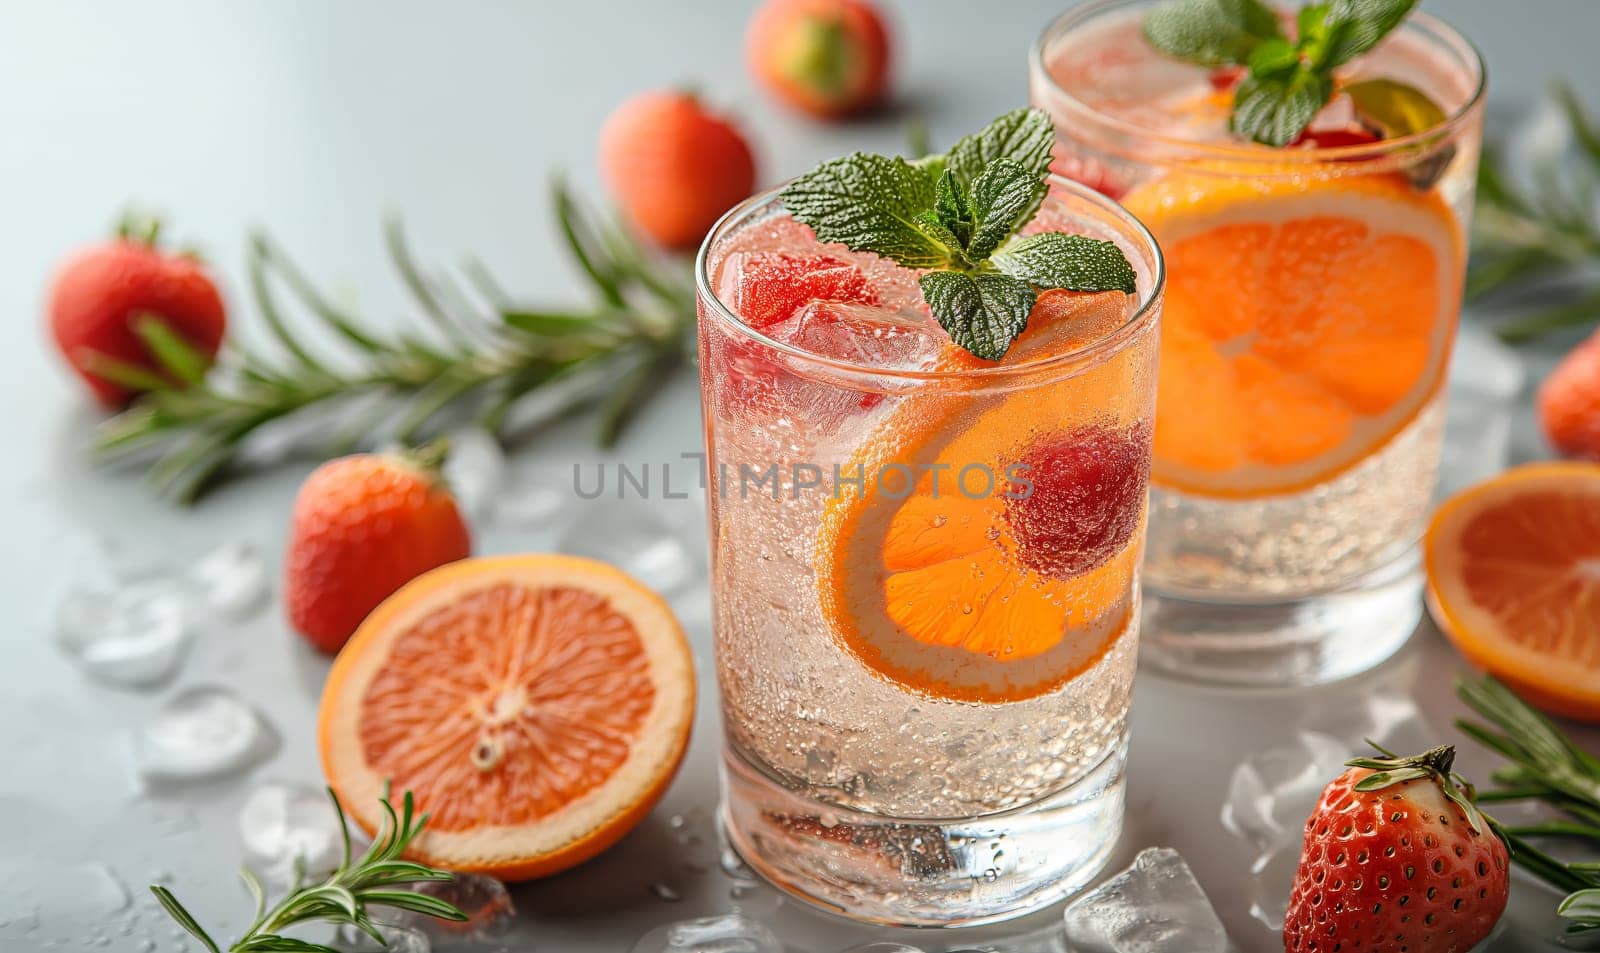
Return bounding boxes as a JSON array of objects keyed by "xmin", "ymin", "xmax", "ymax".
[{"xmin": 3, "ymin": 2, "xmax": 1599, "ymax": 951}]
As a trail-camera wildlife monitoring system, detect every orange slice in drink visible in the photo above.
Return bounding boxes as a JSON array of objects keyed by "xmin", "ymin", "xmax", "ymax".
[
  {"xmin": 816, "ymin": 292, "xmax": 1150, "ymax": 704},
  {"xmin": 318, "ymin": 554, "xmax": 695, "ymax": 880},
  {"xmin": 1424, "ymin": 463, "xmax": 1600, "ymax": 722},
  {"xmin": 1122, "ymin": 172, "xmax": 1463, "ymax": 497}
]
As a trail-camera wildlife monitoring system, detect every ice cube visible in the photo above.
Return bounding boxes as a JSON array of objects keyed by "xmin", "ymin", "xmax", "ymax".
[
  {"xmin": 556, "ymin": 501, "xmax": 697, "ymax": 595},
  {"xmin": 1220, "ymin": 731, "xmax": 1350, "ymax": 853},
  {"xmin": 334, "ymin": 921, "xmax": 431, "ymax": 953},
  {"xmin": 239, "ymin": 783, "xmax": 347, "ymax": 885},
  {"xmin": 390, "ymin": 874, "xmax": 515, "ymax": 943},
  {"xmin": 133, "ymin": 686, "xmax": 276, "ymax": 784},
  {"xmin": 630, "ymin": 914, "xmax": 781, "ymax": 953},
  {"xmin": 55, "ymin": 580, "xmax": 192, "ymax": 689},
  {"xmin": 1061, "ymin": 847, "xmax": 1228, "ymax": 953},
  {"xmin": 188, "ymin": 542, "xmax": 269, "ymax": 618},
  {"xmin": 768, "ymin": 302, "xmax": 942, "ymax": 373},
  {"xmin": 442, "ymin": 427, "xmax": 508, "ymax": 520},
  {"xmin": 838, "ymin": 944, "xmax": 928, "ymax": 953}
]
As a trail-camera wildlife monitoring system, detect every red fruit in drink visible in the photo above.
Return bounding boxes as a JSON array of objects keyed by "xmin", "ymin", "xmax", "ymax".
[
  {"xmin": 746, "ymin": 0, "xmax": 891, "ymax": 119},
  {"xmin": 718, "ymin": 252, "xmax": 885, "ymax": 408},
  {"xmin": 1005, "ymin": 423, "xmax": 1151, "ymax": 580},
  {"xmin": 285, "ymin": 447, "xmax": 473, "ymax": 653},
  {"xmin": 1209, "ymin": 65, "xmax": 1247, "ymax": 92},
  {"xmin": 1293, "ymin": 125, "xmax": 1383, "ymax": 148},
  {"xmin": 48, "ymin": 224, "xmax": 226, "ymax": 407},
  {"xmin": 728, "ymin": 252, "xmax": 881, "ymax": 329},
  {"xmin": 599, "ymin": 91, "xmax": 757, "ymax": 249},
  {"xmin": 1283, "ymin": 745, "xmax": 1510, "ymax": 953},
  {"xmin": 1539, "ymin": 328, "xmax": 1600, "ymax": 460}
]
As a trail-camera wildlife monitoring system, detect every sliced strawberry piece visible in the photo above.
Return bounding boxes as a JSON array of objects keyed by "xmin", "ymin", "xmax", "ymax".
[
  {"xmin": 729, "ymin": 252, "xmax": 880, "ymax": 329},
  {"xmin": 1004, "ymin": 423, "xmax": 1151, "ymax": 581}
]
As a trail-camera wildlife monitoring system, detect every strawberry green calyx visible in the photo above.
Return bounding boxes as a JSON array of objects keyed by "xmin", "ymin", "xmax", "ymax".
[
  {"xmin": 780, "ymin": 108, "xmax": 1137, "ymax": 361},
  {"xmin": 782, "ymin": 13, "xmax": 857, "ymax": 97},
  {"xmin": 398, "ymin": 437, "xmax": 452, "ymax": 478},
  {"xmin": 115, "ymin": 210, "xmax": 165, "ymax": 248},
  {"xmin": 1347, "ymin": 741, "xmax": 1495, "ymax": 836}
]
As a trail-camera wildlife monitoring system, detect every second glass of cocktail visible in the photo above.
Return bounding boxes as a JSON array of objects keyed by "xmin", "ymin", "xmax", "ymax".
[
  {"xmin": 696, "ymin": 112, "xmax": 1163, "ymax": 925},
  {"xmin": 1032, "ymin": 0, "xmax": 1486, "ymax": 686}
]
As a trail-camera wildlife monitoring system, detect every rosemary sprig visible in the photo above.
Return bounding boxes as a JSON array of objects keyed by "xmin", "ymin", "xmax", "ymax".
[
  {"xmin": 96, "ymin": 179, "xmax": 696, "ymax": 502},
  {"xmin": 1456, "ymin": 676, "xmax": 1600, "ymax": 938},
  {"xmin": 152, "ymin": 789, "xmax": 467, "ymax": 953},
  {"xmin": 1470, "ymin": 82, "xmax": 1600, "ymax": 343}
]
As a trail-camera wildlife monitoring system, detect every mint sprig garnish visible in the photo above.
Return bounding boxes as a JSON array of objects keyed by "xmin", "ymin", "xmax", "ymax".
[
  {"xmin": 1143, "ymin": 0, "xmax": 1420, "ymax": 146},
  {"xmin": 780, "ymin": 109, "xmax": 1137, "ymax": 361}
]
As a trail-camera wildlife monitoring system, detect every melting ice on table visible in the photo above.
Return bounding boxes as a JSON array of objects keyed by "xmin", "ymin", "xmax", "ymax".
[
  {"xmin": 56, "ymin": 579, "xmax": 191, "ymax": 689},
  {"xmin": 133, "ymin": 686, "xmax": 276, "ymax": 784},
  {"xmin": 239, "ymin": 782, "xmax": 349, "ymax": 885},
  {"xmin": 557, "ymin": 499, "xmax": 698, "ymax": 595},
  {"xmin": 1061, "ymin": 847, "xmax": 1229, "ymax": 953},
  {"xmin": 391, "ymin": 873, "xmax": 516, "ymax": 943},
  {"xmin": 630, "ymin": 913, "xmax": 781, "ymax": 953},
  {"xmin": 1219, "ymin": 691, "xmax": 1435, "ymax": 933}
]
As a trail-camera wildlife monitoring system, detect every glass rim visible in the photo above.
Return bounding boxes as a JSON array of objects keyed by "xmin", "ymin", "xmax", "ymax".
[
  {"xmin": 693, "ymin": 173, "xmax": 1165, "ymax": 385},
  {"xmin": 1028, "ymin": 0, "xmax": 1487, "ymax": 166}
]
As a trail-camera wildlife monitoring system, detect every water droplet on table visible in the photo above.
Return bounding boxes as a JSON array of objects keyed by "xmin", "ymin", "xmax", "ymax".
[{"xmin": 133, "ymin": 686, "xmax": 276, "ymax": 783}]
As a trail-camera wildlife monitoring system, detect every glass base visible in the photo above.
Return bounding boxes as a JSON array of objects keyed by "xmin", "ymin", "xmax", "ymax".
[
  {"xmin": 718, "ymin": 737, "xmax": 1126, "ymax": 927},
  {"xmin": 1139, "ymin": 547, "xmax": 1423, "ymax": 687}
]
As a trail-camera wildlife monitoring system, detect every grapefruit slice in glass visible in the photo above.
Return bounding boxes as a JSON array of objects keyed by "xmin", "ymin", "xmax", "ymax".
[
  {"xmin": 816, "ymin": 291, "xmax": 1151, "ymax": 704},
  {"xmin": 1122, "ymin": 172, "xmax": 1464, "ymax": 497},
  {"xmin": 318, "ymin": 554, "xmax": 695, "ymax": 880}
]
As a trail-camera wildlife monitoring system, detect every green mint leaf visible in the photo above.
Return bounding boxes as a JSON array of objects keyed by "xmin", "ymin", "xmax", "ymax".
[
  {"xmin": 1247, "ymin": 36, "xmax": 1300, "ymax": 77},
  {"xmin": 1321, "ymin": 0, "xmax": 1419, "ymax": 67},
  {"xmin": 966, "ymin": 158, "xmax": 1047, "ymax": 260},
  {"xmin": 943, "ymin": 109, "xmax": 1055, "ymax": 220},
  {"xmin": 920, "ymin": 270, "xmax": 1036, "ymax": 361},
  {"xmin": 781, "ymin": 152, "xmax": 954, "ymax": 269},
  {"xmin": 913, "ymin": 210, "xmax": 968, "ymax": 264},
  {"xmin": 991, "ymin": 233, "xmax": 1138, "ymax": 294},
  {"xmin": 1142, "ymin": 0, "xmax": 1283, "ymax": 67},
  {"xmin": 933, "ymin": 168, "xmax": 973, "ymax": 247},
  {"xmin": 1230, "ymin": 66, "xmax": 1333, "ymax": 146}
]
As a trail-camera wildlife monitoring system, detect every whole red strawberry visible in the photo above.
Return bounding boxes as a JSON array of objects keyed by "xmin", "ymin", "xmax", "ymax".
[
  {"xmin": 1539, "ymin": 328, "xmax": 1600, "ymax": 460},
  {"xmin": 599, "ymin": 91, "xmax": 757, "ymax": 250},
  {"xmin": 48, "ymin": 216, "xmax": 226, "ymax": 407},
  {"xmin": 285, "ymin": 444, "xmax": 472, "ymax": 653},
  {"xmin": 746, "ymin": 0, "xmax": 891, "ymax": 119},
  {"xmin": 1284, "ymin": 744, "xmax": 1509, "ymax": 953}
]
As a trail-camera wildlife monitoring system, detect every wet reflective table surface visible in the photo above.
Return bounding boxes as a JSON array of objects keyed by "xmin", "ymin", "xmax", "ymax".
[{"xmin": 3, "ymin": 2, "xmax": 1599, "ymax": 951}]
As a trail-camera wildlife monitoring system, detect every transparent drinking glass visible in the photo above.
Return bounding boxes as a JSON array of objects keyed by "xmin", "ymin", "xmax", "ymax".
[
  {"xmin": 694, "ymin": 177, "xmax": 1163, "ymax": 926},
  {"xmin": 1032, "ymin": 0, "xmax": 1486, "ymax": 686}
]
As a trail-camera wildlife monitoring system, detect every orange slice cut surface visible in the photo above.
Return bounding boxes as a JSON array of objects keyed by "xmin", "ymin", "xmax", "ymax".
[
  {"xmin": 1122, "ymin": 172, "xmax": 1463, "ymax": 498},
  {"xmin": 318, "ymin": 554, "xmax": 695, "ymax": 880},
  {"xmin": 1425, "ymin": 463, "xmax": 1600, "ymax": 722},
  {"xmin": 817, "ymin": 291, "xmax": 1151, "ymax": 703}
]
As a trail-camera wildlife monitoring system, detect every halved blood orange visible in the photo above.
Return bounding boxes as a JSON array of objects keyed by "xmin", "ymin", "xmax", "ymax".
[
  {"xmin": 1121, "ymin": 171, "xmax": 1464, "ymax": 497},
  {"xmin": 816, "ymin": 291, "xmax": 1152, "ymax": 703},
  {"xmin": 318, "ymin": 554, "xmax": 695, "ymax": 880},
  {"xmin": 1424, "ymin": 463, "xmax": 1600, "ymax": 722}
]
